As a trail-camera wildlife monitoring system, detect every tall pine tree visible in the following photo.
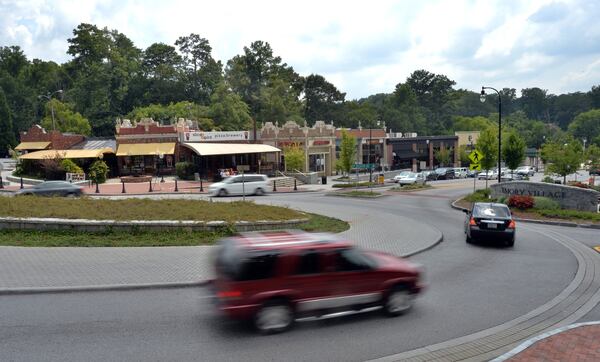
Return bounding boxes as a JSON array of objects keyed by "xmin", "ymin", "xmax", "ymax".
[{"xmin": 0, "ymin": 88, "xmax": 16, "ymax": 157}]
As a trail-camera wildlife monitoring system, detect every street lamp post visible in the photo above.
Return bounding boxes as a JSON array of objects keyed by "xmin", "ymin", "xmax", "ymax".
[
  {"xmin": 159, "ymin": 152, "xmax": 165, "ymax": 183},
  {"xmin": 38, "ymin": 90, "xmax": 63, "ymax": 131},
  {"xmin": 480, "ymin": 86, "xmax": 502, "ymax": 183}
]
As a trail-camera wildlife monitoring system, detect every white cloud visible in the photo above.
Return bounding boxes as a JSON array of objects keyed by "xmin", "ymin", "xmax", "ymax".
[{"xmin": 0, "ymin": 0, "xmax": 599, "ymax": 98}]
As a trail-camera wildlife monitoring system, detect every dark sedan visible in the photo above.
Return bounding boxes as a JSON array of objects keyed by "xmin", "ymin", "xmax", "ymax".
[
  {"xmin": 15, "ymin": 181, "xmax": 84, "ymax": 197},
  {"xmin": 421, "ymin": 170, "xmax": 439, "ymax": 181},
  {"xmin": 435, "ymin": 167, "xmax": 455, "ymax": 180},
  {"xmin": 463, "ymin": 202, "xmax": 515, "ymax": 247}
]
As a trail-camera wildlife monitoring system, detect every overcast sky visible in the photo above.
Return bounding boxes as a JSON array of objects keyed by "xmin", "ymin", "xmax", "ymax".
[{"xmin": 1, "ymin": 0, "xmax": 599, "ymax": 100}]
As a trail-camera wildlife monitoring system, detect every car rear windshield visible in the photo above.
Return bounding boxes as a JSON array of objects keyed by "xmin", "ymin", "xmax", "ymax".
[
  {"xmin": 216, "ymin": 240, "xmax": 279, "ymax": 281},
  {"xmin": 473, "ymin": 204, "xmax": 510, "ymax": 218}
]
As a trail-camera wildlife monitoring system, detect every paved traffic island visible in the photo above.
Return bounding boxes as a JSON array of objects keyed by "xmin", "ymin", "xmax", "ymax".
[{"xmin": 0, "ymin": 197, "xmax": 349, "ymax": 246}]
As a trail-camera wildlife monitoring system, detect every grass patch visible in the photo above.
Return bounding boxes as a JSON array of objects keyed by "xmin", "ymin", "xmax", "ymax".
[
  {"xmin": 536, "ymin": 209, "xmax": 600, "ymax": 222},
  {"xmin": 463, "ymin": 189, "xmax": 495, "ymax": 202},
  {"xmin": 334, "ymin": 190, "xmax": 381, "ymax": 198},
  {"xmin": 0, "ymin": 213, "xmax": 349, "ymax": 247},
  {"xmin": 332, "ymin": 181, "xmax": 376, "ymax": 188},
  {"xmin": 0, "ymin": 196, "xmax": 302, "ymax": 222},
  {"xmin": 390, "ymin": 184, "xmax": 432, "ymax": 192}
]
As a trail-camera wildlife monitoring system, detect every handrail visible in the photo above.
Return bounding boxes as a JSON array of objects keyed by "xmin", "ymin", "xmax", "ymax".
[{"xmin": 292, "ymin": 169, "xmax": 308, "ymax": 177}]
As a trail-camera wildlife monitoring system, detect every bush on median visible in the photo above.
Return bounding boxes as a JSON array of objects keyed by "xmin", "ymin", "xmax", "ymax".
[{"xmin": 332, "ymin": 181, "xmax": 376, "ymax": 188}]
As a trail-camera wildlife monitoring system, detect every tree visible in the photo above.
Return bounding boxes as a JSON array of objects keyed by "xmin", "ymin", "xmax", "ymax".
[
  {"xmin": 568, "ymin": 109, "xmax": 600, "ymax": 147},
  {"xmin": 88, "ymin": 160, "xmax": 109, "ymax": 184},
  {"xmin": 541, "ymin": 139, "xmax": 583, "ymax": 184},
  {"xmin": 434, "ymin": 146, "xmax": 451, "ymax": 167},
  {"xmin": 520, "ymin": 87, "xmax": 549, "ymax": 121},
  {"xmin": 589, "ymin": 85, "xmax": 600, "ymax": 109},
  {"xmin": 458, "ymin": 145, "xmax": 470, "ymax": 167},
  {"xmin": 284, "ymin": 146, "xmax": 304, "ymax": 172},
  {"xmin": 502, "ymin": 131, "xmax": 526, "ymax": 175},
  {"xmin": 336, "ymin": 130, "xmax": 356, "ymax": 176},
  {"xmin": 0, "ymin": 88, "xmax": 16, "ymax": 156},
  {"xmin": 452, "ymin": 115, "xmax": 494, "ymax": 132},
  {"xmin": 303, "ymin": 74, "xmax": 345, "ymax": 124},
  {"xmin": 476, "ymin": 127, "xmax": 499, "ymax": 188},
  {"xmin": 209, "ymin": 83, "xmax": 252, "ymax": 130},
  {"xmin": 40, "ymin": 99, "xmax": 92, "ymax": 135},
  {"xmin": 381, "ymin": 83, "xmax": 426, "ymax": 134},
  {"xmin": 405, "ymin": 70, "xmax": 457, "ymax": 133},
  {"xmin": 585, "ymin": 144, "xmax": 600, "ymax": 170}
]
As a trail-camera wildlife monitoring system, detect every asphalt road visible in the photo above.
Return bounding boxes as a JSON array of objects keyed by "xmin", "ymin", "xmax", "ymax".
[{"xmin": 2, "ymin": 180, "xmax": 596, "ymax": 361}]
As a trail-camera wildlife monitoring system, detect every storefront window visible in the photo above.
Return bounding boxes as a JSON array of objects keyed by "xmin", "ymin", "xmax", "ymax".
[{"xmin": 309, "ymin": 153, "xmax": 326, "ymax": 172}]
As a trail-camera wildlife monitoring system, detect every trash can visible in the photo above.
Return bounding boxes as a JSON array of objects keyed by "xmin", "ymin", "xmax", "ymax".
[
  {"xmin": 321, "ymin": 176, "xmax": 327, "ymax": 185},
  {"xmin": 378, "ymin": 174, "xmax": 384, "ymax": 184}
]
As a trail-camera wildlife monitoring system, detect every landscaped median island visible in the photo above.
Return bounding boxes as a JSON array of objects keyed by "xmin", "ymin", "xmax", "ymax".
[
  {"xmin": 389, "ymin": 184, "xmax": 432, "ymax": 192},
  {"xmin": 0, "ymin": 197, "xmax": 349, "ymax": 246},
  {"xmin": 329, "ymin": 190, "xmax": 382, "ymax": 198},
  {"xmin": 456, "ymin": 189, "xmax": 600, "ymax": 225}
]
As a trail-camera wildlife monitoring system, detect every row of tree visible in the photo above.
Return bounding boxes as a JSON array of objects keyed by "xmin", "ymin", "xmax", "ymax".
[{"xmin": 2, "ymin": 23, "xmax": 600, "ymax": 157}]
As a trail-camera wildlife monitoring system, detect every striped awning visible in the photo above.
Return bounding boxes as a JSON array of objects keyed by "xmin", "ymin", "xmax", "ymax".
[
  {"xmin": 116, "ymin": 143, "xmax": 176, "ymax": 156},
  {"xmin": 19, "ymin": 148, "xmax": 113, "ymax": 160},
  {"xmin": 15, "ymin": 142, "xmax": 51, "ymax": 151}
]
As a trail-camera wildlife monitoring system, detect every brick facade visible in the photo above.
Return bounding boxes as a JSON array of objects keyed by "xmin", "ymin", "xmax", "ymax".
[{"xmin": 19, "ymin": 125, "xmax": 85, "ymax": 150}]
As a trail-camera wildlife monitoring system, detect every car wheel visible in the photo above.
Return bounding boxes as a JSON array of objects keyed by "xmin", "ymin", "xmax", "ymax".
[
  {"xmin": 505, "ymin": 238, "xmax": 515, "ymax": 247},
  {"xmin": 255, "ymin": 188, "xmax": 265, "ymax": 196},
  {"xmin": 217, "ymin": 189, "xmax": 228, "ymax": 197},
  {"xmin": 66, "ymin": 193, "xmax": 76, "ymax": 198},
  {"xmin": 383, "ymin": 285, "xmax": 413, "ymax": 316},
  {"xmin": 254, "ymin": 299, "xmax": 294, "ymax": 334}
]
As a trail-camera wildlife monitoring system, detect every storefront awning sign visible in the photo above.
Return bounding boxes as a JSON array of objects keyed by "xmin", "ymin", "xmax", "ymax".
[
  {"xmin": 182, "ymin": 143, "xmax": 280, "ymax": 156},
  {"xmin": 116, "ymin": 143, "xmax": 175, "ymax": 156}
]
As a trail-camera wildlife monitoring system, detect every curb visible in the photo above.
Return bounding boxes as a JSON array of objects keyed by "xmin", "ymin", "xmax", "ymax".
[
  {"xmin": 450, "ymin": 199, "xmax": 600, "ymax": 229},
  {"xmin": 403, "ymin": 227, "xmax": 444, "ymax": 258},
  {"xmin": 0, "ymin": 280, "xmax": 211, "ymax": 296}
]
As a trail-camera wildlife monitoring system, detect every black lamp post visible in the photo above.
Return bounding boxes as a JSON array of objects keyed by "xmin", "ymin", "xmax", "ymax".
[
  {"xmin": 159, "ymin": 152, "xmax": 165, "ymax": 183},
  {"xmin": 480, "ymin": 86, "xmax": 502, "ymax": 183}
]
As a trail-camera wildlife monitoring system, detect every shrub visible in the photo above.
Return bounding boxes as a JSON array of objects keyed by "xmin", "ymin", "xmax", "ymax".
[
  {"xmin": 508, "ymin": 195, "xmax": 535, "ymax": 210},
  {"xmin": 332, "ymin": 181, "xmax": 375, "ymax": 188},
  {"xmin": 542, "ymin": 176, "xmax": 555, "ymax": 183},
  {"xmin": 175, "ymin": 162, "xmax": 196, "ymax": 180},
  {"xmin": 497, "ymin": 196, "xmax": 508, "ymax": 204},
  {"xmin": 533, "ymin": 197, "xmax": 560, "ymax": 210},
  {"xmin": 464, "ymin": 189, "xmax": 492, "ymax": 202},
  {"xmin": 61, "ymin": 159, "xmax": 83, "ymax": 174},
  {"xmin": 88, "ymin": 160, "xmax": 109, "ymax": 184},
  {"xmin": 566, "ymin": 181, "xmax": 589, "ymax": 189}
]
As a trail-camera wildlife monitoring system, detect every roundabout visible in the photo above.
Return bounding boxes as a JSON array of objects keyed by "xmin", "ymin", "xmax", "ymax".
[{"xmin": 0, "ymin": 181, "xmax": 599, "ymax": 361}]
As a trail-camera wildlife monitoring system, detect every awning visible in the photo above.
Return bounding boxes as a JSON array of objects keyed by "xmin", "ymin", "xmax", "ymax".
[
  {"xmin": 182, "ymin": 143, "xmax": 281, "ymax": 156},
  {"xmin": 116, "ymin": 143, "xmax": 175, "ymax": 156},
  {"xmin": 19, "ymin": 148, "xmax": 113, "ymax": 160},
  {"xmin": 15, "ymin": 142, "xmax": 50, "ymax": 151}
]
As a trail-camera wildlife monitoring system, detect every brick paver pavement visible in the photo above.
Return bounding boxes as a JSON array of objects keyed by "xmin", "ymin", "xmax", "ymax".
[{"xmin": 502, "ymin": 324, "xmax": 600, "ymax": 362}]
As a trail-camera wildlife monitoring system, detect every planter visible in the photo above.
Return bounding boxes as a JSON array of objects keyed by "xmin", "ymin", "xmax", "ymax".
[{"xmin": 120, "ymin": 175, "xmax": 152, "ymax": 183}]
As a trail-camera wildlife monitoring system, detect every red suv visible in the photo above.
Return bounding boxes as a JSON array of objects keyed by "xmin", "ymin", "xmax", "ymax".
[{"xmin": 212, "ymin": 231, "xmax": 424, "ymax": 333}]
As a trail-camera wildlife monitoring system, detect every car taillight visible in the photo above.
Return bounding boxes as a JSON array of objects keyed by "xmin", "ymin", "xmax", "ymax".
[
  {"xmin": 508, "ymin": 220, "xmax": 516, "ymax": 229},
  {"xmin": 469, "ymin": 218, "xmax": 477, "ymax": 226},
  {"xmin": 217, "ymin": 290, "xmax": 242, "ymax": 298}
]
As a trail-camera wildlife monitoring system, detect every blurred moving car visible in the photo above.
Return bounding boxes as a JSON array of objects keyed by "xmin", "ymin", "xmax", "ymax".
[
  {"xmin": 515, "ymin": 166, "xmax": 535, "ymax": 176},
  {"xmin": 501, "ymin": 173, "xmax": 524, "ymax": 181},
  {"xmin": 463, "ymin": 202, "xmax": 515, "ymax": 247},
  {"xmin": 589, "ymin": 166, "xmax": 600, "ymax": 176},
  {"xmin": 15, "ymin": 181, "xmax": 83, "ymax": 197},
  {"xmin": 466, "ymin": 169, "xmax": 480, "ymax": 178},
  {"xmin": 394, "ymin": 171, "xmax": 426, "ymax": 185},
  {"xmin": 212, "ymin": 231, "xmax": 424, "ymax": 334},
  {"xmin": 435, "ymin": 167, "xmax": 455, "ymax": 180},
  {"xmin": 208, "ymin": 174, "xmax": 269, "ymax": 197}
]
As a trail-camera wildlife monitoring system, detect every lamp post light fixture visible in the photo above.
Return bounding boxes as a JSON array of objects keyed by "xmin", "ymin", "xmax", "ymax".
[
  {"xmin": 480, "ymin": 86, "xmax": 502, "ymax": 183},
  {"xmin": 38, "ymin": 90, "xmax": 63, "ymax": 131}
]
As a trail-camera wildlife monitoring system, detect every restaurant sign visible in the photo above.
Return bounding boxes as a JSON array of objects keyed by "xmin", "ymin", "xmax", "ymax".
[{"xmin": 184, "ymin": 131, "xmax": 249, "ymax": 142}]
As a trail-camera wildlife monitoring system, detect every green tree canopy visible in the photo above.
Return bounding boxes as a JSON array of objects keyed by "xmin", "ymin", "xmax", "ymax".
[
  {"xmin": 40, "ymin": 99, "xmax": 91, "ymax": 136},
  {"xmin": 568, "ymin": 109, "xmax": 600, "ymax": 147},
  {"xmin": 336, "ymin": 130, "xmax": 357, "ymax": 176},
  {"xmin": 0, "ymin": 88, "xmax": 16, "ymax": 156},
  {"xmin": 209, "ymin": 83, "xmax": 252, "ymax": 130},
  {"xmin": 284, "ymin": 146, "xmax": 304, "ymax": 172},
  {"xmin": 434, "ymin": 146, "xmax": 451, "ymax": 167},
  {"xmin": 452, "ymin": 115, "xmax": 494, "ymax": 132},
  {"xmin": 541, "ymin": 139, "xmax": 583, "ymax": 184},
  {"xmin": 476, "ymin": 127, "xmax": 499, "ymax": 172},
  {"xmin": 502, "ymin": 131, "xmax": 526, "ymax": 172}
]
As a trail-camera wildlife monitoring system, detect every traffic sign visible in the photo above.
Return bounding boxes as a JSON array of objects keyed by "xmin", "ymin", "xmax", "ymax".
[
  {"xmin": 237, "ymin": 165, "xmax": 250, "ymax": 171},
  {"xmin": 468, "ymin": 150, "xmax": 483, "ymax": 164},
  {"xmin": 469, "ymin": 163, "xmax": 481, "ymax": 171},
  {"xmin": 353, "ymin": 163, "xmax": 375, "ymax": 169}
]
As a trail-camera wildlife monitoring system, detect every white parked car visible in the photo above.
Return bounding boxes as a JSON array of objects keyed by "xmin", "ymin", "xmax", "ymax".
[
  {"xmin": 208, "ymin": 174, "xmax": 269, "ymax": 197},
  {"xmin": 453, "ymin": 167, "xmax": 468, "ymax": 178},
  {"xmin": 515, "ymin": 166, "xmax": 535, "ymax": 176},
  {"xmin": 394, "ymin": 171, "xmax": 426, "ymax": 185},
  {"xmin": 477, "ymin": 170, "xmax": 497, "ymax": 180}
]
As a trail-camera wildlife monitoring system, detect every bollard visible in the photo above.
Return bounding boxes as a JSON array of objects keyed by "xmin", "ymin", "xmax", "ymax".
[
  {"xmin": 0, "ymin": 176, "xmax": 3, "ymax": 189},
  {"xmin": 174, "ymin": 179, "xmax": 179, "ymax": 192},
  {"xmin": 149, "ymin": 180, "xmax": 153, "ymax": 192},
  {"xmin": 200, "ymin": 178, "xmax": 204, "ymax": 192},
  {"xmin": 20, "ymin": 177, "xmax": 24, "ymax": 189},
  {"xmin": 121, "ymin": 181, "xmax": 126, "ymax": 194},
  {"xmin": 95, "ymin": 181, "xmax": 100, "ymax": 194},
  {"xmin": 294, "ymin": 178, "xmax": 297, "ymax": 191},
  {"xmin": 273, "ymin": 179, "xmax": 277, "ymax": 192}
]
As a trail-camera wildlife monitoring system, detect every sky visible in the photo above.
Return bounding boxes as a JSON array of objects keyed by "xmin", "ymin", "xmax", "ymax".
[{"xmin": 1, "ymin": 0, "xmax": 600, "ymax": 100}]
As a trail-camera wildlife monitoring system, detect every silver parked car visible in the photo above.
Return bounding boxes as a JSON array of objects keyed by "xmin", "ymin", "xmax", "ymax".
[
  {"xmin": 15, "ymin": 181, "xmax": 84, "ymax": 197},
  {"xmin": 394, "ymin": 171, "xmax": 426, "ymax": 185}
]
